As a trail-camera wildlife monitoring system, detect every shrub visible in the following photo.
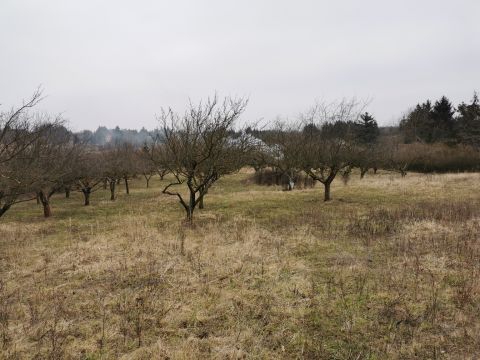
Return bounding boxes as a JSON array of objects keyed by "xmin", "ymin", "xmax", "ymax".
[
  {"xmin": 250, "ymin": 169, "xmax": 316, "ymax": 190},
  {"xmin": 405, "ymin": 143, "xmax": 480, "ymax": 173}
]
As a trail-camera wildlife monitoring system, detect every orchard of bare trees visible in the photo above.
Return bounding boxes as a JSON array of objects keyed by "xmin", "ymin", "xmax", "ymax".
[{"xmin": 1, "ymin": 90, "xmax": 479, "ymax": 221}]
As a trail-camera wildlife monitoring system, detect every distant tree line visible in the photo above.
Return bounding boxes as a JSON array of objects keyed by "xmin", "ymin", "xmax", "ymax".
[
  {"xmin": 76, "ymin": 126, "xmax": 162, "ymax": 146},
  {"xmin": 395, "ymin": 93, "xmax": 480, "ymax": 172},
  {"xmin": 400, "ymin": 93, "xmax": 480, "ymax": 146}
]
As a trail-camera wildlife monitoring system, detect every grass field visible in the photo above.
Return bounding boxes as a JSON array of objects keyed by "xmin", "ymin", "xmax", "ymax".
[{"xmin": 1, "ymin": 170, "xmax": 480, "ymax": 359}]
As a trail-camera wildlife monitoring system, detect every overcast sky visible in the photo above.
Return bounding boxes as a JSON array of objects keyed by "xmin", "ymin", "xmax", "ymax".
[{"xmin": 1, "ymin": 0, "xmax": 479, "ymax": 131}]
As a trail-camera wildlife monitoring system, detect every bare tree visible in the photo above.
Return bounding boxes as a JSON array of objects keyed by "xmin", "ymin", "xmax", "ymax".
[
  {"xmin": 102, "ymin": 147, "xmax": 122, "ymax": 201},
  {"xmin": 262, "ymin": 121, "xmax": 304, "ymax": 190},
  {"xmin": 353, "ymin": 142, "xmax": 382, "ymax": 179},
  {"xmin": 156, "ymin": 167, "xmax": 169, "ymax": 180},
  {"xmin": 0, "ymin": 153, "xmax": 38, "ymax": 218},
  {"xmin": 136, "ymin": 148, "xmax": 156, "ymax": 188},
  {"xmin": 379, "ymin": 138, "xmax": 417, "ymax": 177},
  {"xmin": 0, "ymin": 89, "xmax": 64, "ymax": 218},
  {"xmin": 143, "ymin": 139, "xmax": 170, "ymax": 180},
  {"xmin": 301, "ymin": 98, "xmax": 366, "ymax": 201},
  {"xmin": 0, "ymin": 88, "xmax": 43, "ymax": 166},
  {"xmin": 116, "ymin": 142, "xmax": 137, "ymax": 195},
  {"xmin": 31, "ymin": 122, "xmax": 80, "ymax": 217},
  {"xmin": 101, "ymin": 142, "xmax": 138, "ymax": 200},
  {"xmin": 149, "ymin": 96, "xmax": 251, "ymax": 222},
  {"xmin": 74, "ymin": 151, "xmax": 104, "ymax": 206}
]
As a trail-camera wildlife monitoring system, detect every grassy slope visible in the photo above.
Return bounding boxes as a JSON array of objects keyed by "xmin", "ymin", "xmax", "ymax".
[{"xmin": 1, "ymin": 170, "xmax": 480, "ymax": 359}]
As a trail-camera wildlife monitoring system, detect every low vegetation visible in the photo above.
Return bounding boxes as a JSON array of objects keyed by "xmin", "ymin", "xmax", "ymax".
[{"xmin": 1, "ymin": 170, "xmax": 480, "ymax": 359}]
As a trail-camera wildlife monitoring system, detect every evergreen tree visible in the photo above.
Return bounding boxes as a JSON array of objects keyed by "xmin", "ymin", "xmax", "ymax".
[
  {"xmin": 321, "ymin": 120, "xmax": 356, "ymax": 139},
  {"xmin": 431, "ymin": 96, "xmax": 455, "ymax": 142},
  {"xmin": 356, "ymin": 112, "xmax": 379, "ymax": 144},
  {"xmin": 457, "ymin": 92, "xmax": 480, "ymax": 147},
  {"xmin": 399, "ymin": 101, "xmax": 433, "ymax": 143},
  {"xmin": 302, "ymin": 123, "xmax": 320, "ymax": 136},
  {"xmin": 93, "ymin": 126, "xmax": 110, "ymax": 145}
]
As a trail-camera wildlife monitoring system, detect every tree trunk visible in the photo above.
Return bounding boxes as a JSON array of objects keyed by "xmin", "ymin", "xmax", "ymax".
[
  {"xmin": 198, "ymin": 186, "xmax": 207, "ymax": 209},
  {"xmin": 124, "ymin": 176, "xmax": 130, "ymax": 194},
  {"xmin": 287, "ymin": 176, "xmax": 295, "ymax": 191},
  {"xmin": 103, "ymin": 178, "xmax": 107, "ymax": 190},
  {"xmin": 42, "ymin": 202, "xmax": 51, "ymax": 217},
  {"xmin": 36, "ymin": 192, "xmax": 40, "ymax": 205},
  {"xmin": 0, "ymin": 204, "xmax": 12, "ymax": 218},
  {"xmin": 65, "ymin": 187, "xmax": 70, "ymax": 198},
  {"xmin": 373, "ymin": 167, "xmax": 378, "ymax": 174},
  {"xmin": 38, "ymin": 191, "xmax": 52, "ymax": 218},
  {"xmin": 360, "ymin": 168, "xmax": 368, "ymax": 179},
  {"xmin": 187, "ymin": 190, "xmax": 195, "ymax": 222},
  {"xmin": 324, "ymin": 180, "xmax": 332, "ymax": 201},
  {"xmin": 110, "ymin": 181, "xmax": 116, "ymax": 201},
  {"xmin": 83, "ymin": 189, "xmax": 91, "ymax": 206},
  {"xmin": 146, "ymin": 176, "xmax": 150, "ymax": 188}
]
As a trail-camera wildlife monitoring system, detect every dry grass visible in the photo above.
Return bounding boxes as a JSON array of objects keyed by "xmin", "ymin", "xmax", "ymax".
[{"xmin": 1, "ymin": 171, "xmax": 480, "ymax": 359}]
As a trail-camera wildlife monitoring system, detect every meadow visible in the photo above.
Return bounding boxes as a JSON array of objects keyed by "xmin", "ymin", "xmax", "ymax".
[{"xmin": 1, "ymin": 170, "xmax": 480, "ymax": 359}]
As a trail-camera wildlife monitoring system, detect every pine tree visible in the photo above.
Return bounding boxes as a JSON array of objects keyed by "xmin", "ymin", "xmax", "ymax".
[
  {"xmin": 302, "ymin": 123, "xmax": 320, "ymax": 136},
  {"xmin": 356, "ymin": 112, "xmax": 379, "ymax": 144},
  {"xmin": 431, "ymin": 96, "xmax": 455, "ymax": 142},
  {"xmin": 457, "ymin": 92, "xmax": 480, "ymax": 147},
  {"xmin": 399, "ymin": 101, "xmax": 433, "ymax": 143}
]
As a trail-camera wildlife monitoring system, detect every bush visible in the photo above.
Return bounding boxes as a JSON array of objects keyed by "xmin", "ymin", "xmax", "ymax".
[
  {"xmin": 405, "ymin": 143, "xmax": 480, "ymax": 173},
  {"xmin": 250, "ymin": 169, "xmax": 316, "ymax": 190}
]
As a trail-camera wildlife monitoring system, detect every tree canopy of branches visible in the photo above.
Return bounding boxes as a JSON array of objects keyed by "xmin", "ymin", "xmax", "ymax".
[
  {"xmin": 136, "ymin": 147, "xmax": 157, "ymax": 188},
  {"xmin": 150, "ymin": 96, "xmax": 251, "ymax": 222},
  {"xmin": 0, "ymin": 89, "xmax": 64, "ymax": 218},
  {"xmin": 114, "ymin": 142, "xmax": 137, "ymax": 195},
  {"xmin": 1, "ymin": 89, "xmax": 43, "ymax": 166},
  {"xmin": 102, "ymin": 146, "xmax": 123, "ymax": 201},
  {"xmin": 300, "ymin": 98, "xmax": 365, "ymax": 201},
  {"xmin": 74, "ymin": 151, "xmax": 105, "ymax": 206},
  {"xmin": 262, "ymin": 121, "xmax": 305, "ymax": 190},
  {"xmin": 31, "ymin": 123, "xmax": 80, "ymax": 217}
]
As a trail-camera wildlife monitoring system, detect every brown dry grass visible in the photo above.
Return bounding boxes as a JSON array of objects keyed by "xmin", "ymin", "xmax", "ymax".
[{"xmin": 1, "ymin": 171, "xmax": 480, "ymax": 359}]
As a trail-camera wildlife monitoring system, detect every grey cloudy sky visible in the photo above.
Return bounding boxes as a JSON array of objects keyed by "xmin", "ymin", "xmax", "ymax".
[{"xmin": 1, "ymin": 0, "xmax": 479, "ymax": 131}]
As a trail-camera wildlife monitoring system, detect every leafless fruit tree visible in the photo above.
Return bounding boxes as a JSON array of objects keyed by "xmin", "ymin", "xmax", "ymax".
[
  {"xmin": 262, "ymin": 121, "xmax": 305, "ymax": 190},
  {"xmin": 32, "ymin": 122, "xmax": 81, "ymax": 217},
  {"xmin": 136, "ymin": 148, "xmax": 156, "ymax": 188},
  {"xmin": 301, "ymin": 98, "xmax": 366, "ymax": 201},
  {"xmin": 0, "ymin": 89, "xmax": 64, "ymax": 218},
  {"xmin": 74, "ymin": 151, "xmax": 104, "ymax": 206},
  {"xmin": 149, "ymin": 96, "xmax": 252, "ymax": 222}
]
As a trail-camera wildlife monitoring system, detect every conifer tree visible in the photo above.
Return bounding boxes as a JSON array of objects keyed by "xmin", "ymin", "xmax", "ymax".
[
  {"xmin": 431, "ymin": 96, "xmax": 455, "ymax": 142},
  {"xmin": 356, "ymin": 112, "xmax": 379, "ymax": 144},
  {"xmin": 457, "ymin": 92, "xmax": 480, "ymax": 147}
]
